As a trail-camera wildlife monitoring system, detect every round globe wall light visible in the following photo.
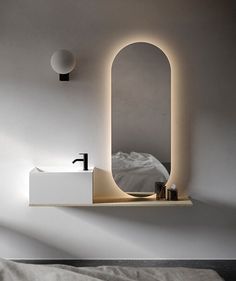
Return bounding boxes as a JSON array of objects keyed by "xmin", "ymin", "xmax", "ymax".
[{"xmin": 50, "ymin": 49, "xmax": 76, "ymax": 81}]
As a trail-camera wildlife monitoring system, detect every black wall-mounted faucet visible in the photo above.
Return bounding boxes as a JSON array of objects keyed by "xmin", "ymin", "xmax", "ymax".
[{"xmin": 72, "ymin": 153, "xmax": 88, "ymax": 171}]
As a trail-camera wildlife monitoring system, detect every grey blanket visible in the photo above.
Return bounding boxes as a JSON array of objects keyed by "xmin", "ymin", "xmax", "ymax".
[{"xmin": 0, "ymin": 259, "xmax": 223, "ymax": 281}]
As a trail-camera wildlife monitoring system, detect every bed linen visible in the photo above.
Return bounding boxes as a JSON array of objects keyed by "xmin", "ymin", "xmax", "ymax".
[
  {"xmin": 112, "ymin": 152, "xmax": 169, "ymax": 192},
  {"xmin": 0, "ymin": 259, "xmax": 224, "ymax": 281}
]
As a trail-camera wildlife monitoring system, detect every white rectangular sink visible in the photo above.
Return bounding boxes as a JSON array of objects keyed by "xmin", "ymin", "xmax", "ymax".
[{"xmin": 29, "ymin": 167, "xmax": 93, "ymax": 206}]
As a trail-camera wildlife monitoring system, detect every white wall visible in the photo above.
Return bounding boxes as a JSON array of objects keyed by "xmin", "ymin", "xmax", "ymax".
[{"xmin": 0, "ymin": 0, "xmax": 235, "ymax": 259}]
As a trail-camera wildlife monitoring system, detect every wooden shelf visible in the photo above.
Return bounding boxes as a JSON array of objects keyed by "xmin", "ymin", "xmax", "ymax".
[
  {"xmin": 92, "ymin": 197, "xmax": 192, "ymax": 207},
  {"xmin": 29, "ymin": 198, "xmax": 192, "ymax": 207}
]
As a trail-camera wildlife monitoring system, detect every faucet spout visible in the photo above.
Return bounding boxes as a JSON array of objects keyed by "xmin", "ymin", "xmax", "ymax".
[{"xmin": 72, "ymin": 153, "xmax": 88, "ymax": 171}]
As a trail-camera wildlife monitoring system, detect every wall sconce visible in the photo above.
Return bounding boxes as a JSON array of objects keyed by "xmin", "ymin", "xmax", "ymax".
[{"xmin": 50, "ymin": 49, "xmax": 76, "ymax": 81}]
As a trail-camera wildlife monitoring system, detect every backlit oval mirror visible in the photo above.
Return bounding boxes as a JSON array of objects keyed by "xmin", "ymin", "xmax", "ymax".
[{"xmin": 112, "ymin": 42, "xmax": 171, "ymax": 197}]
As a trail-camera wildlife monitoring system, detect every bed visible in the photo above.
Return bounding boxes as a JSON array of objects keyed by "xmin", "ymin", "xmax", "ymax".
[
  {"xmin": 112, "ymin": 152, "xmax": 169, "ymax": 193},
  {"xmin": 0, "ymin": 259, "xmax": 224, "ymax": 281}
]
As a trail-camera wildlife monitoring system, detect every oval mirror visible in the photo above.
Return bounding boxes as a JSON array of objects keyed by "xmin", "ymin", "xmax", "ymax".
[{"xmin": 112, "ymin": 42, "xmax": 171, "ymax": 197}]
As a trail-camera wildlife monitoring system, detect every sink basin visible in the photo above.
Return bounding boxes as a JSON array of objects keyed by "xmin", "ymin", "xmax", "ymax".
[{"xmin": 29, "ymin": 167, "xmax": 93, "ymax": 206}]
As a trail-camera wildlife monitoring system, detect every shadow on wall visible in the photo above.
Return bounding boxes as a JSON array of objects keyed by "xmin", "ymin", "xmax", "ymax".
[
  {"xmin": 1, "ymin": 199, "xmax": 236, "ymax": 259},
  {"xmin": 61, "ymin": 199, "xmax": 236, "ymax": 230},
  {"xmin": 59, "ymin": 199, "xmax": 236, "ymax": 258},
  {"xmin": 0, "ymin": 224, "xmax": 73, "ymax": 259}
]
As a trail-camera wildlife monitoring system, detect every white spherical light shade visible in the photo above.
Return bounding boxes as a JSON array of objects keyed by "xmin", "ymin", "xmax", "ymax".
[{"xmin": 50, "ymin": 49, "xmax": 76, "ymax": 74}]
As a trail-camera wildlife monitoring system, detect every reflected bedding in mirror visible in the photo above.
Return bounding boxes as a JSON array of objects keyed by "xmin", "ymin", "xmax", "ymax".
[{"xmin": 112, "ymin": 152, "xmax": 169, "ymax": 195}]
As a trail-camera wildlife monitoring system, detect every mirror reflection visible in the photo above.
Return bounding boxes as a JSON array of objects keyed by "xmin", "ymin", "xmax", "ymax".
[{"xmin": 112, "ymin": 42, "xmax": 171, "ymax": 197}]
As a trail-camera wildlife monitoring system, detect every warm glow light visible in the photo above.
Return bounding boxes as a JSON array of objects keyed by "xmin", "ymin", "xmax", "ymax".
[{"xmin": 102, "ymin": 33, "xmax": 188, "ymax": 198}]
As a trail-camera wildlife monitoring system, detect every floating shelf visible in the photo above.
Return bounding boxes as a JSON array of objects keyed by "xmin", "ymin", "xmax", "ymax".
[
  {"xmin": 29, "ymin": 197, "xmax": 192, "ymax": 207},
  {"xmin": 29, "ymin": 167, "xmax": 192, "ymax": 207},
  {"xmin": 92, "ymin": 197, "xmax": 192, "ymax": 207}
]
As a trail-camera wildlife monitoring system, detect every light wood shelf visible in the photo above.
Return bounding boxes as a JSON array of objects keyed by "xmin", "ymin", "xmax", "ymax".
[
  {"xmin": 29, "ymin": 198, "xmax": 192, "ymax": 207},
  {"xmin": 92, "ymin": 197, "xmax": 192, "ymax": 207}
]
